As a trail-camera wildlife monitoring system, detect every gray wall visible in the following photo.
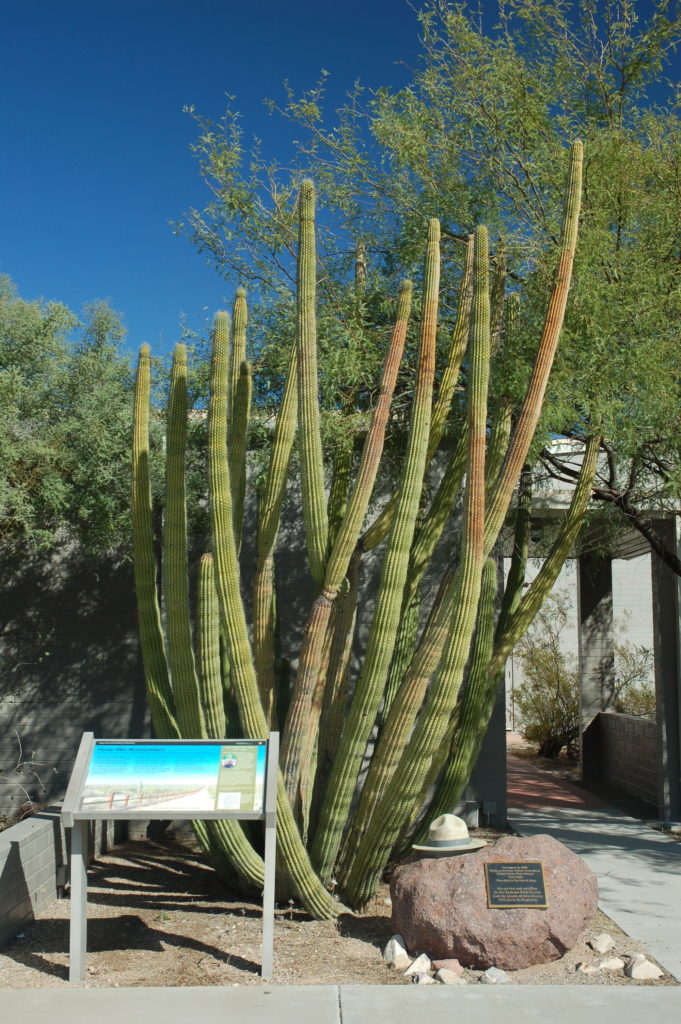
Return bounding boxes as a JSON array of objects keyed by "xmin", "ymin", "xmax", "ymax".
[
  {"xmin": 0, "ymin": 463, "xmax": 507, "ymax": 824},
  {"xmin": 0, "ymin": 544, "xmax": 147, "ymax": 816},
  {"xmin": 0, "ymin": 808, "xmax": 116, "ymax": 947},
  {"xmin": 597, "ymin": 712, "xmax": 659, "ymax": 809}
]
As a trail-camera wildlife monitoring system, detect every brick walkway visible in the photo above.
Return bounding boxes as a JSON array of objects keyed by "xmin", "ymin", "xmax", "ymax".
[{"xmin": 506, "ymin": 750, "xmax": 611, "ymax": 811}]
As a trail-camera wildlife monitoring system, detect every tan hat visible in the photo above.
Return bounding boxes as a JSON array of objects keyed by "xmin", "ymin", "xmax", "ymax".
[{"xmin": 412, "ymin": 813, "xmax": 487, "ymax": 855}]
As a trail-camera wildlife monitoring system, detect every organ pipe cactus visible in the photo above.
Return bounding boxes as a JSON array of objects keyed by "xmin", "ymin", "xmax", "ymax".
[{"xmin": 131, "ymin": 143, "xmax": 594, "ymax": 916}]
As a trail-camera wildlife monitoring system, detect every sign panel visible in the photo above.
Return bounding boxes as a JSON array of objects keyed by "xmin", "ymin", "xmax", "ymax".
[
  {"xmin": 484, "ymin": 861, "xmax": 548, "ymax": 909},
  {"xmin": 78, "ymin": 740, "xmax": 267, "ymax": 815},
  {"xmin": 64, "ymin": 732, "xmax": 279, "ymax": 983}
]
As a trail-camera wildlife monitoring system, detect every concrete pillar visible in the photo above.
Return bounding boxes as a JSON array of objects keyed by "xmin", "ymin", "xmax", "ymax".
[
  {"xmin": 578, "ymin": 553, "xmax": 615, "ymax": 780},
  {"xmin": 650, "ymin": 519, "xmax": 681, "ymax": 820},
  {"xmin": 468, "ymin": 674, "xmax": 507, "ymax": 827}
]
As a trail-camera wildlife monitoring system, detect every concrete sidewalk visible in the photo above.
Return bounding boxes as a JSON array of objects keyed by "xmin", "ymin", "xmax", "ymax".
[
  {"xmin": 5, "ymin": 984, "xmax": 681, "ymax": 1024},
  {"xmin": 507, "ymin": 753, "xmax": 681, "ymax": 982},
  {"xmin": 6, "ymin": 752, "xmax": 681, "ymax": 1021}
]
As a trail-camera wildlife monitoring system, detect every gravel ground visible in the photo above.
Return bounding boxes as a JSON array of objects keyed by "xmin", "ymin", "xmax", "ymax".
[{"xmin": 0, "ymin": 833, "xmax": 676, "ymax": 990}]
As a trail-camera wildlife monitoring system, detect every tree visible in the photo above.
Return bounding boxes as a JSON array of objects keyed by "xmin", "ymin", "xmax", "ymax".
[
  {"xmin": 0, "ymin": 278, "xmax": 134, "ymax": 552},
  {"xmin": 181, "ymin": 0, "xmax": 681, "ymax": 566}
]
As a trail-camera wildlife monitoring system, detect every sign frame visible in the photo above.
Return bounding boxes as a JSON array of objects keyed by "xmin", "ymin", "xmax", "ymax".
[
  {"xmin": 62, "ymin": 731, "xmax": 279, "ymax": 982},
  {"xmin": 484, "ymin": 860, "xmax": 548, "ymax": 909}
]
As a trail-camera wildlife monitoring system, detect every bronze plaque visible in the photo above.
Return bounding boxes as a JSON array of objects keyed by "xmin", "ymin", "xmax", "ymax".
[{"xmin": 485, "ymin": 861, "xmax": 547, "ymax": 909}]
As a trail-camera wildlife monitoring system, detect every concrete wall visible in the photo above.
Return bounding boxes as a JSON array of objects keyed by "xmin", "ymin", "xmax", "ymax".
[
  {"xmin": 0, "ymin": 809, "xmax": 116, "ymax": 947},
  {"xmin": 597, "ymin": 712, "xmax": 659, "ymax": 809}
]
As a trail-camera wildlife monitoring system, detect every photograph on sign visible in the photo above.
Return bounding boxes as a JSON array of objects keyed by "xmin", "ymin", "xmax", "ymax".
[{"xmin": 78, "ymin": 741, "xmax": 267, "ymax": 814}]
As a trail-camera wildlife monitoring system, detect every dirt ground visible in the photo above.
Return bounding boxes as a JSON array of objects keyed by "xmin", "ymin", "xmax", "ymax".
[{"xmin": 0, "ymin": 828, "xmax": 677, "ymax": 990}]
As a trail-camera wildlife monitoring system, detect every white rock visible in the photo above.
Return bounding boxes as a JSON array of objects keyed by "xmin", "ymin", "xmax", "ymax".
[
  {"xmin": 598, "ymin": 957, "xmax": 626, "ymax": 972},
  {"xmin": 576, "ymin": 962, "xmax": 599, "ymax": 975},
  {"xmin": 383, "ymin": 934, "xmax": 411, "ymax": 969},
  {"xmin": 625, "ymin": 956, "xmax": 663, "ymax": 980},
  {"xmin": 404, "ymin": 953, "xmax": 432, "ymax": 976},
  {"xmin": 437, "ymin": 968, "xmax": 468, "ymax": 985},
  {"xmin": 479, "ymin": 967, "xmax": 508, "ymax": 984},
  {"xmin": 589, "ymin": 933, "xmax": 615, "ymax": 954},
  {"xmin": 412, "ymin": 972, "xmax": 436, "ymax": 984}
]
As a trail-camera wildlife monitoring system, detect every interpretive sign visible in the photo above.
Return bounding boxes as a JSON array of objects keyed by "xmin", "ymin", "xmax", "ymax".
[
  {"xmin": 77, "ymin": 739, "xmax": 267, "ymax": 816},
  {"xmin": 485, "ymin": 861, "xmax": 548, "ymax": 909},
  {"xmin": 62, "ymin": 733, "xmax": 278, "ymax": 983}
]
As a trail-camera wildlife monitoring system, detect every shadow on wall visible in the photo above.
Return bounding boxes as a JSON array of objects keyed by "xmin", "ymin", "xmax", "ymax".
[
  {"xmin": 0, "ymin": 542, "xmax": 147, "ymax": 813},
  {"xmin": 0, "ymin": 842, "xmax": 32, "ymax": 946}
]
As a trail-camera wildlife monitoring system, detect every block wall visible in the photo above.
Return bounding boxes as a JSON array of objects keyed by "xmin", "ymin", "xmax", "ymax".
[
  {"xmin": 598, "ymin": 711, "xmax": 659, "ymax": 809},
  {"xmin": 0, "ymin": 808, "xmax": 116, "ymax": 947}
]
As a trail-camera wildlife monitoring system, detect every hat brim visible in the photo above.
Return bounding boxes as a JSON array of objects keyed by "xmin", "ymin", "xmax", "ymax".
[{"xmin": 412, "ymin": 838, "xmax": 487, "ymax": 854}]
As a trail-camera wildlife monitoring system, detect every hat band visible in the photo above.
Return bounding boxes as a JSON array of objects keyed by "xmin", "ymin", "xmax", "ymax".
[{"xmin": 427, "ymin": 836, "xmax": 471, "ymax": 847}]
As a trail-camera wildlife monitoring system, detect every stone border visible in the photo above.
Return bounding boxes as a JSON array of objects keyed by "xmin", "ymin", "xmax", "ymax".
[{"xmin": 0, "ymin": 807, "xmax": 118, "ymax": 946}]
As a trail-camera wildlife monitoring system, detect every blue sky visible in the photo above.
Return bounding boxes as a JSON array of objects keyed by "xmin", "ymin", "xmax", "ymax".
[
  {"xmin": 2, "ymin": 2, "xmax": 671, "ymax": 359},
  {"xmin": 84, "ymin": 741, "xmax": 268, "ymax": 786},
  {"xmin": 86, "ymin": 742, "xmax": 225, "ymax": 785},
  {"xmin": 1, "ymin": 0, "xmax": 430, "ymax": 356}
]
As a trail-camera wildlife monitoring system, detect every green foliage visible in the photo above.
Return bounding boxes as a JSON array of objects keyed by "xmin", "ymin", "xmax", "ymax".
[
  {"xmin": 179, "ymin": 1, "xmax": 681, "ymax": 534},
  {"xmin": 513, "ymin": 592, "xmax": 580, "ymax": 758},
  {"xmin": 0, "ymin": 278, "xmax": 134, "ymax": 552},
  {"xmin": 613, "ymin": 626, "xmax": 656, "ymax": 719},
  {"xmin": 514, "ymin": 596, "xmax": 657, "ymax": 758}
]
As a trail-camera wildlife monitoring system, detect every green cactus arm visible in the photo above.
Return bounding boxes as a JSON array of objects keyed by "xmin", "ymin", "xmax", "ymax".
[
  {"xmin": 340, "ymin": 224, "xmax": 491, "ymax": 908},
  {"xmin": 409, "ymin": 463, "xmax": 529, "ymax": 844},
  {"xmin": 484, "ymin": 398, "xmax": 513, "ymax": 501},
  {"xmin": 497, "ymin": 463, "xmax": 532, "ymax": 630},
  {"xmin": 313, "ymin": 550, "xmax": 361, "ymax": 808},
  {"xmin": 280, "ymin": 280, "xmax": 413, "ymax": 802},
  {"xmin": 257, "ymin": 344, "xmax": 298, "ymax": 557},
  {"xmin": 412, "ymin": 440, "xmax": 597, "ymax": 847},
  {"xmin": 229, "ymin": 290, "xmax": 246, "ymax": 440},
  {"xmin": 339, "ymin": 564, "xmax": 457, "ymax": 867},
  {"xmin": 379, "ymin": 582, "xmax": 421, "ymax": 721},
  {"xmin": 405, "ymin": 556, "xmax": 498, "ymax": 848},
  {"xmin": 484, "ymin": 140, "xmax": 583, "ymax": 553},
  {"xmin": 360, "ymin": 240, "xmax": 473, "ymax": 553},
  {"xmin": 489, "ymin": 434, "xmax": 600, "ymax": 674},
  {"xmin": 252, "ymin": 554, "xmax": 277, "ymax": 727},
  {"xmin": 253, "ymin": 345, "xmax": 298, "ymax": 724},
  {"xmin": 427, "ymin": 233, "xmax": 474, "ymax": 462},
  {"xmin": 311, "ymin": 224, "xmax": 440, "ymax": 883},
  {"xmin": 229, "ymin": 359, "xmax": 252, "ymax": 551},
  {"xmin": 131, "ymin": 344, "xmax": 180, "ymax": 740},
  {"xmin": 326, "ymin": 279, "xmax": 413, "ymax": 587},
  {"xmin": 207, "ymin": 310, "xmax": 342, "ymax": 919},
  {"xmin": 327, "ymin": 443, "xmax": 354, "ymax": 544},
  {"xmin": 164, "ymin": 343, "xmax": 206, "ymax": 738},
  {"xmin": 327, "ymin": 243, "xmax": 366, "ymax": 545},
  {"xmin": 489, "ymin": 246, "xmax": 507, "ymax": 353},
  {"xmin": 197, "ymin": 553, "xmax": 226, "ymax": 739},
  {"xmin": 296, "ymin": 179, "xmax": 329, "ymax": 587},
  {"xmin": 415, "ymin": 465, "xmax": 531, "ymax": 833}
]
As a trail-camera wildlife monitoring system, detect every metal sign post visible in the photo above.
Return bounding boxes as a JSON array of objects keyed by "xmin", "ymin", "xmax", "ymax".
[{"xmin": 62, "ymin": 732, "xmax": 279, "ymax": 982}]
